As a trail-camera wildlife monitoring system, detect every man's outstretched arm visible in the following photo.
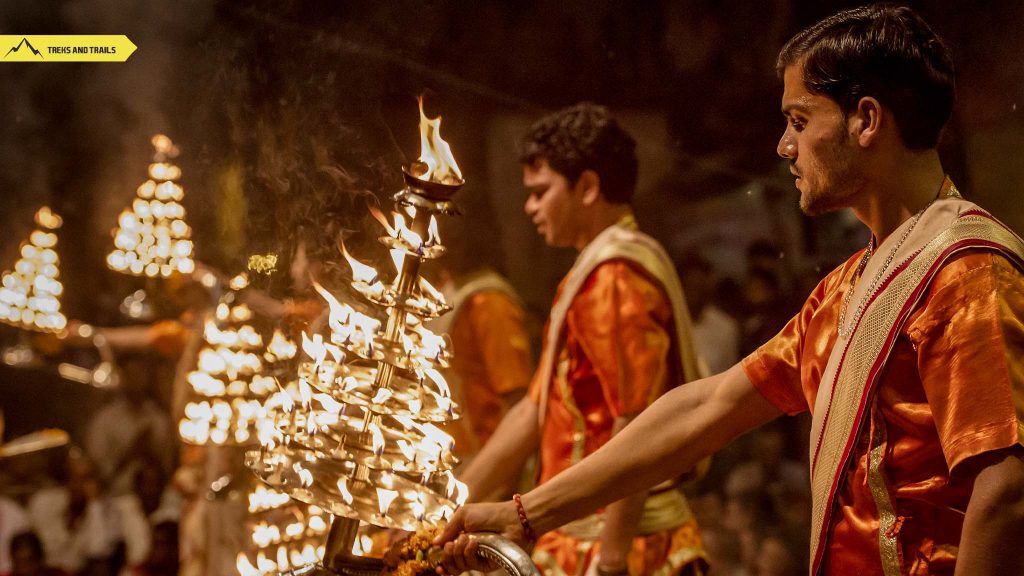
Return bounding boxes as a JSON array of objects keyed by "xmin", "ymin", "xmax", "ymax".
[{"xmin": 436, "ymin": 362, "xmax": 782, "ymax": 569}]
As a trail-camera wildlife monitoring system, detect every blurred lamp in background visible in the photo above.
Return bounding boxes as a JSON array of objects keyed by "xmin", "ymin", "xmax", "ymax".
[
  {"xmin": 107, "ymin": 134, "xmax": 195, "ymax": 278},
  {"xmin": 0, "ymin": 207, "xmax": 67, "ymax": 332}
]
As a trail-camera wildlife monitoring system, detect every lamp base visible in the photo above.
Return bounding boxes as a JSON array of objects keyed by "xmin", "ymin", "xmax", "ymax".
[{"xmin": 277, "ymin": 556, "xmax": 384, "ymax": 576}]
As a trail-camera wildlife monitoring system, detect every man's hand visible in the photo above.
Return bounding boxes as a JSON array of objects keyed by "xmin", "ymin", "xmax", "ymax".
[{"xmin": 434, "ymin": 501, "xmax": 524, "ymax": 574}]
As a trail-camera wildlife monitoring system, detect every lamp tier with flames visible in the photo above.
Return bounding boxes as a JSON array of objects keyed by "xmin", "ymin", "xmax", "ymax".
[
  {"xmin": 184, "ymin": 273, "xmax": 339, "ymax": 574},
  {"xmin": 243, "ymin": 483, "xmax": 335, "ymax": 575},
  {"xmin": 0, "ymin": 207, "xmax": 67, "ymax": 332},
  {"xmin": 107, "ymin": 134, "xmax": 195, "ymax": 278},
  {"xmin": 179, "ymin": 273, "xmax": 292, "ymax": 447},
  {"xmin": 246, "ymin": 98, "xmax": 468, "ymax": 575}
]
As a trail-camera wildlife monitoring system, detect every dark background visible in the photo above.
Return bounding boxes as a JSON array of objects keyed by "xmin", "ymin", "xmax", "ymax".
[{"xmin": 0, "ymin": 0, "xmax": 1020, "ymax": 342}]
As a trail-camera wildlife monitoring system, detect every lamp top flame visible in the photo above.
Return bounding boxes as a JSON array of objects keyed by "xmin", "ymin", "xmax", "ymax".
[
  {"xmin": 34, "ymin": 207, "xmax": 63, "ymax": 230},
  {"xmin": 414, "ymin": 96, "xmax": 462, "ymax": 186},
  {"xmin": 151, "ymin": 134, "xmax": 180, "ymax": 158}
]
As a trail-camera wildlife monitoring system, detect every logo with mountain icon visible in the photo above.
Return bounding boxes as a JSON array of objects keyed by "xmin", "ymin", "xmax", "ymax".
[{"xmin": 4, "ymin": 38, "xmax": 43, "ymax": 59}]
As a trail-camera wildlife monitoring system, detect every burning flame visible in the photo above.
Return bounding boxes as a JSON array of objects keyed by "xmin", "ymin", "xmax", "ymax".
[
  {"xmin": 294, "ymin": 463, "xmax": 314, "ymax": 488},
  {"xmin": 377, "ymin": 488, "xmax": 399, "ymax": 516},
  {"xmin": 368, "ymin": 422, "xmax": 385, "ymax": 456},
  {"xmin": 368, "ymin": 206, "xmax": 427, "ymax": 251},
  {"xmin": 35, "ymin": 207, "xmax": 63, "ymax": 230},
  {"xmin": 416, "ymin": 96, "xmax": 462, "ymax": 184},
  {"xmin": 352, "ymin": 534, "xmax": 375, "ymax": 556},
  {"xmin": 427, "ymin": 216, "xmax": 441, "ymax": 246},
  {"xmin": 266, "ymin": 329, "xmax": 298, "ymax": 361},
  {"xmin": 237, "ymin": 553, "xmax": 259, "ymax": 576},
  {"xmin": 419, "ymin": 276, "xmax": 446, "ymax": 304},
  {"xmin": 423, "ymin": 368, "xmax": 452, "ymax": 398},
  {"xmin": 390, "ymin": 249, "xmax": 406, "ymax": 276},
  {"xmin": 338, "ymin": 477, "xmax": 354, "ymax": 505},
  {"xmin": 341, "ymin": 243, "xmax": 383, "ymax": 287},
  {"xmin": 312, "ymin": 281, "xmax": 380, "ymax": 350},
  {"xmin": 392, "ymin": 213, "xmax": 425, "ymax": 250},
  {"xmin": 229, "ymin": 273, "xmax": 249, "ymax": 290},
  {"xmin": 302, "ymin": 332, "xmax": 327, "ymax": 367}
]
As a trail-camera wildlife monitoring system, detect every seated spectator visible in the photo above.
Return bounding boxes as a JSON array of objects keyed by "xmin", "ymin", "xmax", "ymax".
[
  {"xmin": 753, "ymin": 528, "xmax": 804, "ymax": 576},
  {"xmin": 85, "ymin": 354, "xmax": 174, "ymax": 497},
  {"xmin": 724, "ymin": 422, "xmax": 806, "ymax": 499},
  {"xmin": 27, "ymin": 451, "xmax": 120, "ymax": 573},
  {"xmin": 3, "ymin": 531, "xmax": 69, "ymax": 576},
  {"xmin": 700, "ymin": 526, "xmax": 750, "ymax": 576},
  {"xmin": 676, "ymin": 252, "xmax": 741, "ymax": 375},
  {"xmin": 0, "ymin": 495, "xmax": 29, "ymax": 574},
  {"xmin": 723, "ymin": 492, "xmax": 778, "ymax": 574},
  {"xmin": 130, "ymin": 522, "xmax": 178, "ymax": 576},
  {"xmin": 112, "ymin": 459, "xmax": 182, "ymax": 569}
]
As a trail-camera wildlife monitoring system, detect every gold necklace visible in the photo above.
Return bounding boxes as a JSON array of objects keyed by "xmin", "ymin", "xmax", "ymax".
[{"xmin": 836, "ymin": 201, "xmax": 933, "ymax": 339}]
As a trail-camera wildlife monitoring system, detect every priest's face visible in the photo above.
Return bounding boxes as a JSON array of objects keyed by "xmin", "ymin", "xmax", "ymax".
[
  {"xmin": 523, "ymin": 159, "xmax": 585, "ymax": 248},
  {"xmin": 777, "ymin": 63, "xmax": 860, "ymax": 215}
]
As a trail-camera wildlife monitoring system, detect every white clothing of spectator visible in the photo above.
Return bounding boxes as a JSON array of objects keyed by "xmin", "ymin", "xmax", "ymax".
[{"xmin": 0, "ymin": 495, "xmax": 30, "ymax": 572}]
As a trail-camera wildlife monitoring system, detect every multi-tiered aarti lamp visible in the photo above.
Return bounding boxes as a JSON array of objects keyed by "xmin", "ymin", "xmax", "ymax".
[
  {"xmin": 176, "ymin": 271, "xmax": 336, "ymax": 573},
  {"xmin": 0, "ymin": 207, "xmax": 67, "ymax": 332},
  {"xmin": 107, "ymin": 134, "xmax": 195, "ymax": 278},
  {"xmin": 179, "ymin": 273, "xmax": 278, "ymax": 446},
  {"xmin": 245, "ymin": 99, "xmax": 534, "ymax": 576},
  {"xmin": 241, "ymin": 326, "xmax": 335, "ymax": 574}
]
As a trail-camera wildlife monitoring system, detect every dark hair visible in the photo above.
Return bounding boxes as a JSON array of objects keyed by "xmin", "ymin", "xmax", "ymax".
[
  {"xmin": 10, "ymin": 530, "xmax": 44, "ymax": 560},
  {"xmin": 776, "ymin": 3, "xmax": 955, "ymax": 150},
  {"xmin": 519, "ymin": 102, "xmax": 638, "ymax": 204}
]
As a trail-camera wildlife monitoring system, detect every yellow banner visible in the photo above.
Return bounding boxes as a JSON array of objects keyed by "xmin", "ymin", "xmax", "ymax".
[{"xmin": 1, "ymin": 35, "xmax": 136, "ymax": 62}]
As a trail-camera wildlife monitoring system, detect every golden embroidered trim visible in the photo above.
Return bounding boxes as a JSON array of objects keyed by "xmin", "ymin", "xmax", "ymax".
[
  {"xmin": 809, "ymin": 213, "xmax": 1024, "ymax": 573},
  {"xmin": 866, "ymin": 401, "xmax": 902, "ymax": 576},
  {"xmin": 556, "ymin": 356, "xmax": 588, "ymax": 466}
]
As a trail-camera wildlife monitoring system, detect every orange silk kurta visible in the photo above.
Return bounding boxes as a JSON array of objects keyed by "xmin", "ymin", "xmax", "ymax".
[
  {"xmin": 743, "ymin": 250, "xmax": 1024, "ymax": 575},
  {"xmin": 446, "ymin": 289, "xmax": 532, "ymax": 457},
  {"xmin": 529, "ymin": 260, "xmax": 704, "ymax": 576}
]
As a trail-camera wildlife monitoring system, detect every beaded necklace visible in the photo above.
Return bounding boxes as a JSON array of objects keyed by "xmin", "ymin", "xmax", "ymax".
[{"xmin": 836, "ymin": 195, "xmax": 939, "ymax": 339}]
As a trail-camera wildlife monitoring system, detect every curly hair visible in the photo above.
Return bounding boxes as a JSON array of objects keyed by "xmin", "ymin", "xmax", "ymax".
[
  {"xmin": 519, "ymin": 102, "xmax": 638, "ymax": 204},
  {"xmin": 776, "ymin": 4, "xmax": 955, "ymax": 150}
]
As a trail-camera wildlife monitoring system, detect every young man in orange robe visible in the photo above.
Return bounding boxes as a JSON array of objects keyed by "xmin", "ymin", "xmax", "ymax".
[
  {"xmin": 439, "ymin": 5, "xmax": 1024, "ymax": 575},
  {"xmin": 456, "ymin": 103, "xmax": 708, "ymax": 576}
]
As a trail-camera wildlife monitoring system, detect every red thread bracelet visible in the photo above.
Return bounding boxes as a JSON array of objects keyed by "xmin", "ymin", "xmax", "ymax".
[{"xmin": 512, "ymin": 493, "xmax": 537, "ymax": 542}]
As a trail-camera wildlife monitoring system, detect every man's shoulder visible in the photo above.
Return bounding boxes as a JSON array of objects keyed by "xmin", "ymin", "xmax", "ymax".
[
  {"xmin": 930, "ymin": 249, "xmax": 1024, "ymax": 294},
  {"xmin": 579, "ymin": 258, "xmax": 666, "ymax": 297}
]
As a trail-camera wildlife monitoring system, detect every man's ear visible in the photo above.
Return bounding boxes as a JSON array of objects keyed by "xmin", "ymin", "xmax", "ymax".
[
  {"xmin": 850, "ymin": 96, "xmax": 883, "ymax": 147},
  {"xmin": 576, "ymin": 169, "xmax": 602, "ymax": 206}
]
